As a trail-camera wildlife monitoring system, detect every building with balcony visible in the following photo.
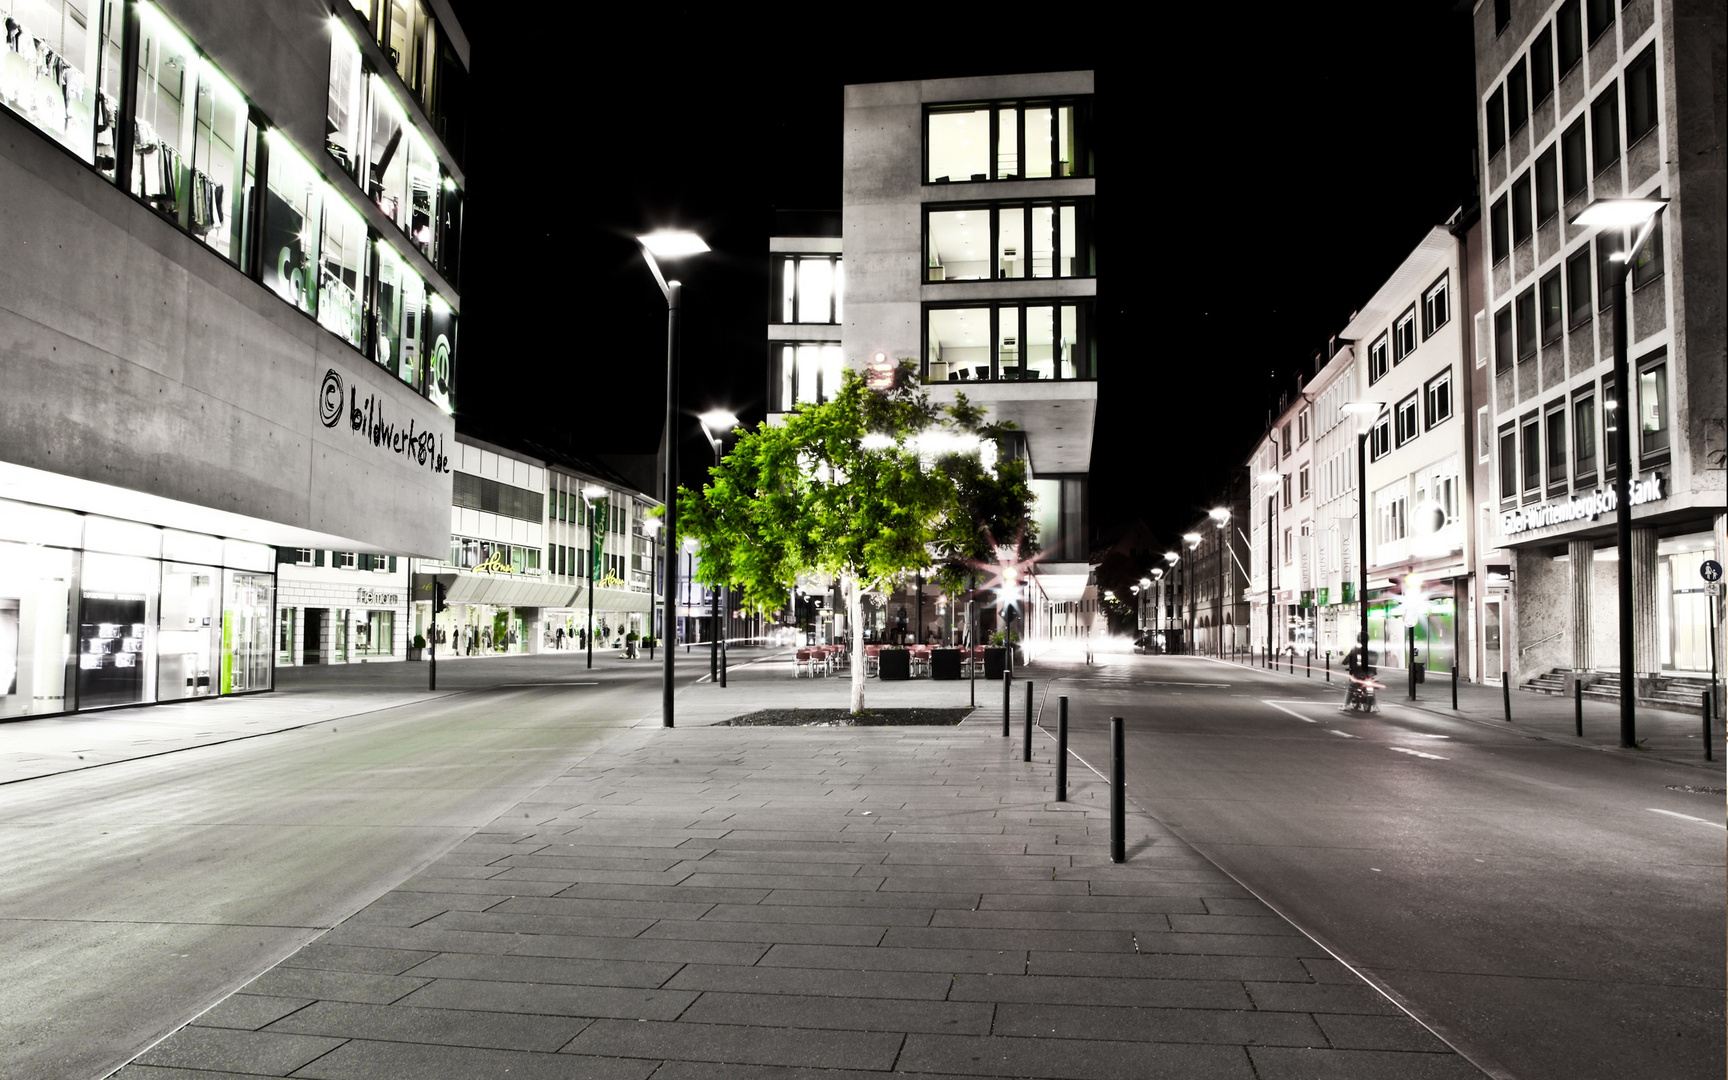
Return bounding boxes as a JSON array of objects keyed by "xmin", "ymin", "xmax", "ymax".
[
  {"xmin": 1474, "ymin": 0, "xmax": 1725, "ymax": 696},
  {"xmin": 0, "ymin": 0, "xmax": 467, "ymax": 715}
]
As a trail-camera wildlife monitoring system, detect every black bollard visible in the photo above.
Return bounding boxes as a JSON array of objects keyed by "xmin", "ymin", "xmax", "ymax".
[
  {"xmin": 1023, "ymin": 680, "xmax": 1033, "ymax": 762},
  {"xmin": 1575, "ymin": 679, "xmax": 1584, "ymax": 736},
  {"xmin": 1003, "ymin": 669, "xmax": 1012, "ymax": 737},
  {"xmin": 1452, "ymin": 659, "xmax": 1459, "ymax": 709},
  {"xmin": 1056, "ymin": 696, "xmax": 1068, "ymax": 802},
  {"xmin": 1503, "ymin": 677, "xmax": 1512, "ymax": 721},
  {"xmin": 1109, "ymin": 716, "xmax": 1125, "ymax": 864},
  {"xmin": 1704, "ymin": 692, "xmax": 1713, "ymax": 763},
  {"xmin": 1325, "ymin": 652, "xmax": 1331, "ymax": 683},
  {"xmin": 1306, "ymin": 649, "xmax": 1312, "ymax": 678}
]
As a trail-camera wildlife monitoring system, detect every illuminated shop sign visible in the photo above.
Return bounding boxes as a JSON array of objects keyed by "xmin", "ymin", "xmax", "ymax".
[
  {"xmin": 356, "ymin": 587, "xmax": 401, "ymax": 606},
  {"xmin": 1501, "ymin": 474, "xmax": 1664, "ymax": 536},
  {"xmin": 319, "ymin": 368, "xmax": 450, "ymax": 474}
]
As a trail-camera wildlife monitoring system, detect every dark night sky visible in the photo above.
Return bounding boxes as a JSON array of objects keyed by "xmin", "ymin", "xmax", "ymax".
[{"xmin": 444, "ymin": 4, "xmax": 1476, "ymax": 551}]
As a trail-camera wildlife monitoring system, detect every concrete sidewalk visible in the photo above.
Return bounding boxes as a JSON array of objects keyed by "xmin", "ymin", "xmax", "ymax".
[
  {"xmin": 1201, "ymin": 652, "xmax": 1723, "ymax": 772},
  {"xmin": 109, "ymin": 655, "xmax": 1482, "ymax": 1080}
]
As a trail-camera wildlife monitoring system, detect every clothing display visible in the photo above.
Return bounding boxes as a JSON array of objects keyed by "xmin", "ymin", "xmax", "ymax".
[{"xmin": 2, "ymin": 15, "xmax": 94, "ymax": 155}]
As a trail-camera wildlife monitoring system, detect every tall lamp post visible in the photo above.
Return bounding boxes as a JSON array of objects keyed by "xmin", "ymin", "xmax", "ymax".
[
  {"xmin": 1163, "ymin": 551, "xmax": 1181, "ymax": 652},
  {"xmin": 642, "ymin": 517, "xmax": 662, "ymax": 646},
  {"xmin": 1182, "ymin": 533, "xmax": 1201, "ymax": 653},
  {"xmin": 638, "ymin": 229, "xmax": 709, "ymax": 728},
  {"xmin": 697, "ymin": 409, "xmax": 738, "ymax": 688},
  {"xmin": 1343, "ymin": 401, "xmax": 1389, "ymax": 666},
  {"xmin": 1209, "ymin": 508, "xmax": 1230, "ymax": 656},
  {"xmin": 580, "ymin": 484, "xmax": 608, "ymax": 670},
  {"xmin": 1257, "ymin": 469, "xmax": 1281, "ymax": 666},
  {"xmin": 1571, "ymin": 196, "xmax": 1668, "ymax": 748}
]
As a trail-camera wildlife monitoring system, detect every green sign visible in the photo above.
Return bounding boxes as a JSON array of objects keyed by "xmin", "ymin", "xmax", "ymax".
[
  {"xmin": 1300, "ymin": 590, "xmax": 1314, "ymax": 609},
  {"xmin": 1341, "ymin": 581, "xmax": 1356, "ymax": 603},
  {"xmin": 591, "ymin": 500, "xmax": 608, "ymax": 579},
  {"xmin": 1316, "ymin": 587, "xmax": 1330, "ymax": 607}
]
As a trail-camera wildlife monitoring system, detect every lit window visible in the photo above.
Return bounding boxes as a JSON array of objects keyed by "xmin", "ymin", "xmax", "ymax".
[
  {"xmin": 1424, "ymin": 370, "xmax": 1453, "ymax": 429},
  {"xmin": 1393, "ymin": 308, "xmax": 1417, "ymax": 363},
  {"xmin": 1395, "ymin": 395, "xmax": 1419, "ymax": 447},
  {"xmin": 1639, "ymin": 359, "xmax": 1669, "ymax": 457},
  {"xmin": 1422, "ymin": 275, "xmax": 1449, "ymax": 338}
]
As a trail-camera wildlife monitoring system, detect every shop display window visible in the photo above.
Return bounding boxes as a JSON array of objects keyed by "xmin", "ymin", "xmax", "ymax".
[
  {"xmin": 262, "ymin": 131, "xmax": 323, "ymax": 317},
  {"xmin": 406, "ymin": 125, "xmax": 438, "ymax": 255},
  {"xmin": 0, "ymin": 541, "xmax": 76, "ymax": 719},
  {"xmin": 78, "ymin": 552, "xmax": 159, "ymax": 710},
  {"xmin": 157, "ymin": 562, "xmax": 217, "ymax": 699},
  {"xmin": 354, "ymin": 609, "xmax": 393, "ymax": 656},
  {"xmin": 186, "ymin": 64, "xmax": 252, "ymax": 265},
  {"xmin": 425, "ymin": 290, "xmax": 454, "ymax": 412},
  {"xmin": 325, "ymin": 18, "xmax": 364, "ymax": 181},
  {"xmin": 373, "ymin": 241, "xmax": 426, "ymax": 389},
  {"xmin": 221, "ymin": 570, "xmax": 273, "ymax": 693},
  {"xmin": 130, "ymin": 5, "xmax": 192, "ymax": 225},
  {"xmin": 0, "ymin": 0, "xmax": 119, "ymax": 167},
  {"xmin": 366, "ymin": 73, "xmax": 407, "ymax": 225},
  {"xmin": 318, "ymin": 193, "xmax": 367, "ymax": 348}
]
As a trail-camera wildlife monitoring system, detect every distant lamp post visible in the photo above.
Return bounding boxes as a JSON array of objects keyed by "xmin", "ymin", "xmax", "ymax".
[
  {"xmin": 581, "ymin": 484, "xmax": 609, "ymax": 671},
  {"xmin": 697, "ymin": 408, "xmax": 739, "ymax": 687},
  {"xmin": 1182, "ymin": 533, "xmax": 1201, "ymax": 654},
  {"xmin": 1163, "ymin": 550, "xmax": 1181, "ymax": 653},
  {"xmin": 1343, "ymin": 401, "xmax": 1389, "ymax": 666},
  {"xmin": 1257, "ymin": 469, "xmax": 1281, "ymax": 665},
  {"xmin": 638, "ymin": 228, "xmax": 709, "ymax": 728},
  {"xmin": 643, "ymin": 517, "xmax": 662, "ymax": 644},
  {"xmin": 1209, "ymin": 508, "xmax": 1230, "ymax": 656},
  {"xmin": 1570, "ymin": 196, "xmax": 1668, "ymax": 748}
]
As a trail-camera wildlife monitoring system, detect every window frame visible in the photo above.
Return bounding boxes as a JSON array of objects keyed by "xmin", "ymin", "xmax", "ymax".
[
  {"xmin": 923, "ymin": 97, "xmax": 1092, "ymax": 185},
  {"xmin": 1494, "ymin": 305, "xmax": 1515, "ymax": 374},
  {"xmin": 1591, "ymin": 84, "xmax": 1620, "ymax": 176},
  {"xmin": 1370, "ymin": 416, "xmax": 1391, "ymax": 462},
  {"xmin": 1486, "ymin": 86, "xmax": 1507, "ymax": 158},
  {"xmin": 1637, "ymin": 354, "xmax": 1670, "ymax": 460},
  {"xmin": 920, "ymin": 299, "xmax": 1094, "ymax": 383},
  {"xmin": 1515, "ymin": 287, "xmax": 1538, "ymax": 362},
  {"xmin": 1561, "ymin": 117, "xmax": 1588, "ymax": 199},
  {"xmin": 1630, "ymin": 210, "xmax": 1664, "ymax": 291},
  {"xmin": 1424, "ymin": 369, "xmax": 1454, "ymax": 430},
  {"xmin": 1530, "ymin": 25, "xmax": 1556, "ymax": 105},
  {"xmin": 1368, "ymin": 333, "xmax": 1390, "ymax": 384},
  {"xmin": 1498, "ymin": 422, "xmax": 1519, "ymax": 506},
  {"xmin": 1571, "ymin": 388, "xmax": 1598, "ymax": 483},
  {"xmin": 1540, "ymin": 268, "xmax": 1565, "ymax": 345},
  {"xmin": 1557, "ymin": 0, "xmax": 1583, "ymax": 74},
  {"xmin": 1490, "ymin": 195, "xmax": 1510, "ymax": 264},
  {"xmin": 1520, "ymin": 412, "xmax": 1543, "ymax": 500},
  {"xmin": 1421, "ymin": 272, "xmax": 1450, "ymax": 339},
  {"xmin": 1534, "ymin": 146, "xmax": 1559, "ymax": 225},
  {"xmin": 1625, "ymin": 45, "xmax": 1659, "ymax": 146},
  {"xmin": 1544, "ymin": 402, "xmax": 1570, "ymax": 493},
  {"xmin": 922, "ymin": 200, "xmax": 1094, "ymax": 284},
  {"xmin": 1394, "ymin": 394, "xmax": 1420, "ymax": 448},
  {"xmin": 1511, "ymin": 171, "xmax": 1534, "ymax": 246},
  {"xmin": 1566, "ymin": 248, "xmax": 1593, "ymax": 329},
  {"xmin": 1507, "ymin": 58, "xmax": 1529, "ymax": 135},
  {"xmin": 1393, "ymin": 306, "xmax": 1418, "ymax": 364}
]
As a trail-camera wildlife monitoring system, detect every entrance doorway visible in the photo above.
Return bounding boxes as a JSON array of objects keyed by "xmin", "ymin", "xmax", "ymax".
[
  {"xmin": 1483, "ymin": 598, "xmax": 1504, "ymax": 683},
  {"xmin": 304, "ymin": 609, "xmax": 324, "ymax": 665}
]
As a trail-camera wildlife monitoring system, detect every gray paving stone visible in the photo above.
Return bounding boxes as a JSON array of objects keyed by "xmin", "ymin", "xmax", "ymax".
[
  {"xmin": 265, "ymin": 1000, "xmax": 588, "ymax": 1051},
  {"xmin": 757, "ymin": 942, "xmax": 1027, "ymax": 975},
  {"xmin": 897, "ymin": 1032, "xmax": 1256, "ymax": 1079},
  {"xmin": 950, "ymin": 972, "xmax": 1250, "ymax": 1009},
  {"xmin": 931, "ymin": 908, "xmax": 1172, "ymax": 932},
  {"xmin": 682, "ymin": 989, "xmax": 994, "ymax": 1035},
  {"xmin": 113, "ymin": 1067, "xmax": 282, "ymax": 1079},
  {"xmin": 279, "ymin": 944, "xmax": 438, "ymax": 976},
  {"xmin": 396, "ymin": 976, "xmax": 695, "ymax": 1019},
  {"xmin": 880, "ymin": 925, "xmax": 1134, "ymax": 953},
  {"xmin": 1167, "ymin": 913, "xmax": 1307, "ymax": 937},
  {"xmin": 188, "ymin": 994, "xmax": 312, "ymax": 1031},
  {"xmin": 1202, "ymin": 896, "xmax": 1282, "ymax": 917},
  {"xmin": 505, "ymin": 933, "xmax": 769, "ymax": 967},
  {"xmin": 1245, "ymin": 981, "xmax": 1404, "ymax": 1015},
  {"xmin": 400, "ymin": 951, "xmax": 682, "ymax": 988},
  {"xmin": 677, "ymin": 872, "xmax": 886, "ymax": 891},
  {"xmin": 699, "ymin": 902, "xmax": 932, "ymax": 927},
  {"xmin": 665, "ymin": 962, "xmax": 954, "ymax": 1000},
  {"xmin": 994, "ymin": 1002, "xmax": 1325, "ymax": 1046},
  {"xmin": 395, "ymin": 876, "xmax": 568, "ymax": 897},
  {"xmin": 485, "ymin": 895, "xmax": 716, "ymax": 921},
  {"xmin": 1248, "ymin": 1045, "xmax": 1488, "ymax": 1079},
  {"xmin": 758, "ymin": 888, "xmax": 980, "ymax": 909},
  {"xmin": 1313, "ymin": 1013, "xmax": 1456, "ymax": 1052},
  {"xmin": 1135, "ymin": 932, "xmax": 1334, "ymax": 958},
  {"xmin": 241, "ymin": 966, "xmax": 428, "ymax": 1005},
  {"xmin": 638, "ymin": 918, "xmax": 887, "ymax": 946},
  {"xmin": 564, "ymin": 1018, "xmax": 903, "ymax": 1071},
  {"xmin": 882, "ymin": 876, "xmax": 1089, "ymax": 895},
  {"xmin": 421, "ymin": 910, "xmax": 659, "ymax": 937},
  {"xmin": 133, "ymin": 1026, "xmax": 344, "ymax": 1074},
  {"xmin": 1301, "ymin": 955, "xmax": 1366, "ymax": 984},
  {"xmin": 980, "ymin": 892, "xmax": 1209, "ymax": 914},
  {"xmin": 318, "ymin": 924, "xmax": 526, "ymax": 955},
  {"xmin": 547, "ymin": 881, "xmax": 773, "ymax": 905},
  {"xmin": 343, "ymin": 896, "xmax": 457, "ymax": 926},
  {"xmin": 1029, "ymin": 950, "xmax": 1312, "ymax": 982},
  {"xmin": 290, "ymin": 1039, "xmax": 656, "ymax": 1080}
]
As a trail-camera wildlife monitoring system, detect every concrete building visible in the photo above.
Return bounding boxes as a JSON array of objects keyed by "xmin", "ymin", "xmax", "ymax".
[
  {"xmin": 839, "ymin": 71, "xmax": 1099, "ymax": 645},
  {"xmin": 1473, "ymin": 0, "xmax": 1725, "ymax": 702},
  {"xmin": 0, "ymin": 0, "xmax": 467, "ymax": 715}
]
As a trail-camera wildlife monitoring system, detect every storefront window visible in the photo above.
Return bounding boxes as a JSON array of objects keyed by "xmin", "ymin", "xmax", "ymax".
[
  {"xmin": 78, "ymin": 551, "xmax": 159, "ymax": 710},
  {"xmin": 0, "ymin": 540, "xmax": 76, "ymax": 719},
  {"xmin": 406, "ymin": 126, "xmax": 438, "ymax": 254},
  {"xmin": 130, "ymin": 5, "xmax": 191, "ymax": 225},
  {"xmin": 354, "ymin": 608, "xmax": 393, "ymax": 656},
  {"xmin": 373, "ymin": 241, "xmax": 426, "ymax": 389},
  {"xmin": 158, "ymin": 562, "xmax": 218, "ymax": 699},
  {"xmin": 187, "ymin": 65, "xmax": 251, "ymax": 264},
  {"xmin": 318, "ymin": 193, "xmax": 366, "ymax": 347},
  {"xmin": 0, "ymin": 0, "xmax": 119, "ymax": 167},
  {"xmin": 425, "ymin": 290, "xmax": 454, "ymax": 411},
  {"xmin": 1638, "ymin": 360, "xmax": 1668, "ymax": 457},
  {"xmin": 435, "ymin": 174, "xmax": 461, "ymax": 285},
  {"xmin": 325, "ymin": 17, "xmax": 363, "ymax": 180},
  {"xmin": 262, "ymin": 131, "xmax": 323, "ymax": 317},
  {"xmin": 221, "ymin": 570, "xmax": 273, "ymax": 693},
  {"xmin": 366, "ymin": 73, "xmax": 407, "ymax": 223}
]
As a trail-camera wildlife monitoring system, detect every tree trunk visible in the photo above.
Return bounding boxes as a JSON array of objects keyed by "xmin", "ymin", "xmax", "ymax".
[{"xmin": 846, "ymin": 575, "xmax": 866, "ymax": 715}]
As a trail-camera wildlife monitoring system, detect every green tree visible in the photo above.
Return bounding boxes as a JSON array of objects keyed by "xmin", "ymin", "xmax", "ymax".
[{"xmin": 680, "ymin": 361, "xmax": 1033, "ymax": 714}]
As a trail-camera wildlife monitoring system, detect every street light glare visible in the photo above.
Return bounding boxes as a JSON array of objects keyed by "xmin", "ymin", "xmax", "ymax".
[
  {"xmin": 1209, "ymin": 507, "xmax": 1230, "ymax": 522},
  {"xmin": 638, "ymin": 230, "xmax": 710, "ymax": 257},
  {"xmin": 698, "ymin": 409, "xmax": 739, "ymax": 434},
  {"xmin": 1257, "ymin": 470, "xmax": 1281, "ymax": 484},
  {"xmin": 1569, "ymin": 197, "xmax": 1668, "ymax": 228},
  {"xmin": 1182, "ymin": 532, "xmax": 1202, "ymax": 544}
]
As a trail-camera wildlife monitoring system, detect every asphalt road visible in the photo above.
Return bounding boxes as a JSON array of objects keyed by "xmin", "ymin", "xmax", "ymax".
[
  {"xmin": 0, "ymin": 661, "xmax": 658, "ymax": 1080},
  {"xmin": 1047, "ymin": 653, "xmax": 1726, "ymax": 1080}
]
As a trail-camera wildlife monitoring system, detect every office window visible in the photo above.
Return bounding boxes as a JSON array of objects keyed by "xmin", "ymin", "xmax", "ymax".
[
  {"xmin": 1572, "ymin": 392, "xmax": 1597, "ymax": 479},
  {"xmin": 1631, "ymin": 212, "xmax": 1664, "ymax": 290},
  {"xmin": 1395, "ymin": 394, "xmax": 1419, "ymax": 447},
  {"xmin": 1530, "ymin": 26, "xmax": 1555, "ymax": 104},
  {"xmin": 1626, "ymin": 46, "xmax": 1659, "ymax": 144},
  {"xmin": 1495, "ymin": 305, "xmax": 1514, "ymax": 373},
  {"xmin": 1298, "ymin": 409, "xmax": 1310, "ymax": 446},
  {"xmin": 1486, "ymin": 87, "xmax": 1506, "ymax": 157},
  {"xmin": 925, "ymin": 201, "xmax": 1092, "ymax": 282},
  {"xmin": 1370, "ymin": 417, "xmax": 1391, "ymax": 461},
  {"xmin": 1603, "ymin": 374, "xmax": 1620, "ymax": 479},
  {"xmin": 1498, "ymin": 424, "xmax": 1518, "ymax": 502},
  {"xmin": 1284, "ymin": 527, "xmax": 1294, "ymax": 564},
  {"xmin": 1490, "ymin": 196, "xmax": 1510, "ymax": 263},
  {"xmin": 1639, "ymin": 359, "xmax": 1669, "ymax": 456},
  {"xmin": 326, "ymin": 21, "xmax": 365, "ymax": 181},
  {"xmin": 1422, "ymin": 274, "xmax": 1450, "ymax": 338},
  {"xmin": 772, "ymin": 343, "xmax": 845, "ymax": 411},
  {"xmin": 334, "ymin": 551, "xmax": 358, "ymax": 570},
  {"xmin": 1282, "ymin": 472, "xmax": 1293, "ymax": 508},
  {"xmin": 1521, "ymin": 415, "xmax": 1542, "ymax": 494},
  {"xmin": 1561, "ymin": 118, "xmax": 1588, "ymax": 198},
  {"xmin": 1424, "ymin": 369, "xmax": 1453, "ymax": 429},
  {"xmin": 318, "ymin": 195, "xmax": 367, "ymax": 349},
  {"xmin": 1566, "ymin": 249, "xmax": 1592, "ymax": 328},
  {"xmin": 923, "ymin": 301, "xmax": 1091, "ymax": 382},
  {"xmin": 1557, "ymin": 0, "xmax": 1583, "ymax": 73},
  {"xmin": 1511, "ymin": 172, "xmax": 1533, "ymax": 245},
  {"xmin": 1494, "ymin": 0, "xmax": 1510, "ymax": 33},
  {"xmin": 1507, "ymin": 58, "xmax": 1529, "ymax": 134},
  {"xmin": 1545, "ymin": 405, "xmax": 1568, "ymax": 487},
  {"xmin": 1378, "ymin": 493, "xmax": 1408, "ymax": 546},
  {"xmin": 1585, "ymin": 0, "xmax": 1613, "ymax": 42},
  {"xmin": 1299, "ymin": 465, "xmax": 1310, "ymax": 499},
  {"xmin": 1516, "ymin": 287, "xmax": 1537, "ymax": 361},
  {"xmin": 925, "ymin": 98, "xmax": 1089, "ymax": 183},
  {"xmin": 1393, "ymin": 307, "xmax": 1417, "ymax": 363},
  {"xmin": 1595, "ymin": 232, "xmax": 1623, "ymax": 311},
  {"xmin": 1540, "ymin": 270, "xmax": 1564, "ymax": 344},
  {"xmin": 1368, "ymin": 333, "xmax": 1390, "ymax": 384},
  {"xmin": 1535, "ymin": 147, "xmax": 1559, "ymax": 224},
  {"xmin": 1591, "ymin": 85, "xmax": 1620, "ymax": 174},
  {"xmin": 778, "ymin": 255, "xmax": 843, "ymax": 324}
]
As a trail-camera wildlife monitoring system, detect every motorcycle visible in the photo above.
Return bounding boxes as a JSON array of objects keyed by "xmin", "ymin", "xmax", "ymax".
[{"xmin": 1343, "ymin": 672, "xmax": 1384, "ymax": 713}]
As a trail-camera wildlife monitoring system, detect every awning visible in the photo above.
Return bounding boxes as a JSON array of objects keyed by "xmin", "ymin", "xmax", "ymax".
[
  {"xmin": 580, "ymin": 585, "xmax": 653, "ymax": 613},
  {"xmin": 418, "ymin": 571, "xmax": 580, "ymax": 608}
]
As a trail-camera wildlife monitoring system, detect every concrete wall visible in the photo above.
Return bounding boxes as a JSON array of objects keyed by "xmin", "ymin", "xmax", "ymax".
[{"xmin": 0, "ymin": 106, "xmax": 454, "ymax": 556}]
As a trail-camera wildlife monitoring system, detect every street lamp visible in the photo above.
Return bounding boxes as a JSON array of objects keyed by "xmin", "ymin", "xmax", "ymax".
[
  {"xmin": 1182, "ymin": 533, "xmax": 1201, "ymax": 654},
  {"xmin": 580, "ymin": 484, "xmax": 608, "ymax": 671},
  {"xmin": 1163, "ymin": 551, "xmax": 1181, "ymax": 653},
  {"xmin": 642, "ymin": 517, "xmax": 662, "ymax": 646},
  {"xmin": 1343, "ymin": 400, "xmax": 1389, "ymax": 667},
  {"xmin": 1570, "ymin": 196, "xmax": 1668, "ymax": 748},
  {"xmin": 1256, "ymin": 469, "xmax": 1280, "ymax": 666},
  {"xmin": 697, "ymin": 408, "xmax": 738, "ymax": 688},
  {"xmin": 1210, "ymin": 508, "xmax": 1230, "ymax": 657},
  {"xmin": 638, "ymin": 228, "xmax": 710, "ymax": 728}
]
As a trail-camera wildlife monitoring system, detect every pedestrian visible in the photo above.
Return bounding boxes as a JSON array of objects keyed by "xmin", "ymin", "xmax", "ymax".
[
  {"xmin": 451, "ymin": 627, "xmax": 460, "ymax": 655},
  {"xmin": 555, "ymin": 626, "xmax": 565, "ymax": 650}
]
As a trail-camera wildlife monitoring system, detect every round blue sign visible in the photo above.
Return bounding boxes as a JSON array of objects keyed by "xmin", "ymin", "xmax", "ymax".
[{"xmin": 1701, "ymin": 560, "xmax": 1724, "ymax": 583}]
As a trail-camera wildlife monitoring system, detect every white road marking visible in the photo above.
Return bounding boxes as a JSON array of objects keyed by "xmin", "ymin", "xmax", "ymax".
[
  {"xmin": 1326, "ymin": 729, "xmax": 1357, "ymax": 738},
  {"xmin": 1646, "ymin": 808, "xmax": 1727, "ymax": 830},
  {"xmin": 1145, "ymin": 681, "xmax": 1231, "ymax": 688},
  {"xmin": 1390, "ymin": 746, "xmax": 1448, "ymax": 760},
  {"xmin": 1412, "ymin": 733, "xmax": 1451, "ymax": 739},
  {"xmin": 1262, "ymin": 700, "xmax": 1318, "ymax": 723}
]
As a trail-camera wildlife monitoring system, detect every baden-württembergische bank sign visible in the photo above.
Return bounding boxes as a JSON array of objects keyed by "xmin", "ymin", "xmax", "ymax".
[
  {"xmin": 1501, "ymin": 473, "xmax": 1664, "ymax": 536},
  {"xmin": 319, "ymin": 368, "xmax": 450, "ymax": 474}
]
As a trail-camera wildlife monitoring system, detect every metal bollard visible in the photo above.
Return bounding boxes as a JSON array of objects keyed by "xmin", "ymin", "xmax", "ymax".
[
  {"xmin": 1452, "ymin": 659, "xmax": 1459, "ymax": 710},
  {"xmin": 1575, "ymin": 680, "xmax": 1583, "ymax": 737},
  {"xmin": 1325, "ymin": 652, "xmax": 1331, "ymax": 683},
  {"xmin": 1704, "ymin": 692, "xmax": 1713, "ymax": 762},
  {"xmin": 1503, "ymin": 677, "xmax": 1512, "ymax": 721},
  {"xmin": 1023, "ymin": 680, "xmax": 1034, "ymax": 762},
  {"xmin": 1003, "ymin": 669, "xmax": 1012, "ymax": 736},
  {"xmin": 1109, "ymin": 716, "xmax": 1125, "ymax": 864},
  {"xmin": 1306, "ymin": 649, "xmax": 1312, "ymax": 678},
  {"xmin": 1056, "ymin": 696, "xmax": 1068, "ymax": 802}
]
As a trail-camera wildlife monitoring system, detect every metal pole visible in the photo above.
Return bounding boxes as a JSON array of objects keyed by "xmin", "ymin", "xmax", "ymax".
[
  {"xmin": 1407, "ymin": 626, "xmax": 1416, "ymax": 700},
  {"xmin": 1704, "ymin": 692, "xmax": 1713, "ymax": 762},
  {"xmin": 1451, "ymin": 654, "xmax": 1459, "ymax": 710},
  {"xmin": 1109, "ymin": 717, "xmax": 1125, "ymax": 864},
  {"xmin": 1022, "ymin": 680, "xmax": 1033, "ymax": 762},
  {"xmin": 1503, "ymin": 676, "xmax": 1512, "ymax": 721},
  {"xmin": 710, "ymin": 581, "xmax": 718, "ymax": 682},
  {"xmin": 661, "ymin": 281, "xmax": 680, "ymax": 728},
  {"xmin": 1357, "ymin": 429, "xmax": 1370, "ymax": 671},
  {"xmin": 1575, "ymin": 679, "xmax": 1584, "ymax": 737},
  {"xmin": 586, "ymin": 502, "xmax": 595, "ymax": 671},
  {"xmin": 1002, "ymin": 668, "xmax": 1012, "ymax": 737},
  {"xmin": 429, "ymin": 579, "xmax": 438, "ymax": 691},
  {"xmin": 1611, "ymin": 254, "xmax": 1637, "ymax": 748},
  {"xmin": 1306, "ymin": 649, "xmax": 1312, "ymax": 678},
  {"xmin": 1267, "ymin": 492, "xmax": 1274, "ymax": 668},
  {"xmin": 1056, "ymin": 696, "xmax": 1068, "ymax": 802},
  {"xmin": 720, "ymin": 582, "xmax": 728, "ymax": 688},
  {"xmin": 1325, "ymin": 651, "xmax": 1331, "ymax": 683}
]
